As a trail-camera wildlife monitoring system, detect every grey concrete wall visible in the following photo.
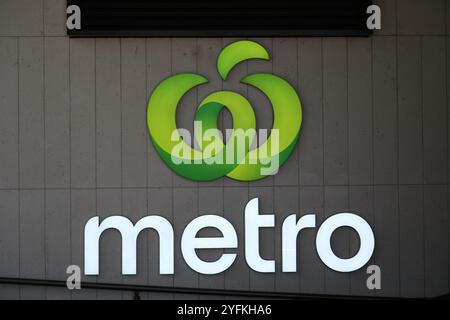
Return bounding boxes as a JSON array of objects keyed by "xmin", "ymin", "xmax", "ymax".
[{"xmin": 0, "ymin": 0, "xmax": 449, "ymax": 299}]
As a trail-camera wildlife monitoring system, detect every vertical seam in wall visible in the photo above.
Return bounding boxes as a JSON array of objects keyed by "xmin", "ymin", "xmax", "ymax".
[
  {"xmin": 297, "ymin": 38, "xmax": 302, "ymax": 294},
  {"xmin": 94, "ymin": 38, "xmax": 98, "ymax": 299},
  {"xmin": 294, "ymin": 36, "xmax": 300, "ymax": 294},
  {"xmin": 145, "ymin": 38, "xmax": 149, "ymax": 297},
  {"xmin": 394, "ymin": 1, "xmax": 400, "ymax": 297},
  {"xmin": 42, "ymin": 2, "xmax": 46, "ymax": 298},
  {"xmin": 119, "ymin": 38, "xmax": 124, "ymax": 298},
  {"xmin": 371, "ymin": 35, "xmax": 376, "ymax": 298},
  {"xmin": 321, "ymin": 37, "xmax": 326, "ymax": 293},
  {"xmin": 420, "ymin": 36, "xmax": 425, "ymax": 298},
  {"xmin": 94, "ymin": 38, "xmax": 97, "ymax": 208},
  {"xmin": 17, "ymin": 36, "xmax": 21, "ymax": 300},
  {"xmin": 395, "ymin": 27, "xmax": 401, "ymax": 297},
  {"xmin": 43, "ymin": 32, "xmax": 47, "ymax": 299},
  {"xmin": 68, "ymin": 37, "xmax": 72, "ymax": 300},
  {"xmin": 396, "ymin": 0, "xmax": 402, "ymax": 298},
  {"xmin": 346, "ymin": 37, "xmax": 351, "ymax": 294}
]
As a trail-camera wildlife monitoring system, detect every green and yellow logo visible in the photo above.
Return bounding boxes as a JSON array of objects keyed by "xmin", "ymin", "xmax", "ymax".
[{"xmin": 147, "ymin": 40, "xmax": 302, "ymax": 181}]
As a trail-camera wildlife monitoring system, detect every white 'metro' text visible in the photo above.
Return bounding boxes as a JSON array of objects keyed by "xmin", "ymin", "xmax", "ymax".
[{"xmin": 84, "ymin": 198, "xmax": 375, "ymax": 275}]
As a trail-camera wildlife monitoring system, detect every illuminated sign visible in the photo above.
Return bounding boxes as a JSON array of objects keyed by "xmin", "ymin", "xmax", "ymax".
[{"xmin": 84, "ymin": 198, "xmax": 375, "ymax": 275}]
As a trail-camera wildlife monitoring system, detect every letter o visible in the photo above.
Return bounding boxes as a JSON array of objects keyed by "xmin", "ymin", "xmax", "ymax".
[{"xmin": 316, "ymin": 213, "xmax": 375, "ymax": 272}]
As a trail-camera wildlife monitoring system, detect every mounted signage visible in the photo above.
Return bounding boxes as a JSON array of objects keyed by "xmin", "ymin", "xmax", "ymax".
[
  {"xmin": 84, "ymin": 198, "xmax": 375, "ymax": 275},
  {"xmin": 83, "ymin": 39, "xmax": 376, "ymax": 277},
  {"xmin": 147, "ymin": 40, "xmax": 301, "ymax": 181},
  {"xmin": 66, "ymin": 0, "xmax": 373, "ymax": 37}
]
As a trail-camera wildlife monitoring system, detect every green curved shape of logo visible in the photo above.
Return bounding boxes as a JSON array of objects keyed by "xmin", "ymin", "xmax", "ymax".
[{"xmin": 147, "ymin": 40, "xmax": 302, "ymax": 181}]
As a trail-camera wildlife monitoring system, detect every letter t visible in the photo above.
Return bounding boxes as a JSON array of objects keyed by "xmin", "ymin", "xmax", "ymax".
[{"xmin": 244, "ymin": 198, "xmax": 275, "ymax": 272}]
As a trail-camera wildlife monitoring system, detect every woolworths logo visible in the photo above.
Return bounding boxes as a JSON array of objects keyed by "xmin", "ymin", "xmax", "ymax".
[{"xmin": 147, "ymin": 40, "xmax": 302, "ymax": 181}]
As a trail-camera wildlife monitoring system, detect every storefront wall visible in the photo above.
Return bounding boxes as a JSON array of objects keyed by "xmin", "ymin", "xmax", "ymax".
[{"xmin": 0, "ymin": 0, "xmax": 449, "ymax": 299}]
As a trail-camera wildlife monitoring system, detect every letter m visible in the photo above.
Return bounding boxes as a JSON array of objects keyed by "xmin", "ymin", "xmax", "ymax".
[{"xmin": 84, "ymin": 216, "xmax": 174, "ymax": 275}]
